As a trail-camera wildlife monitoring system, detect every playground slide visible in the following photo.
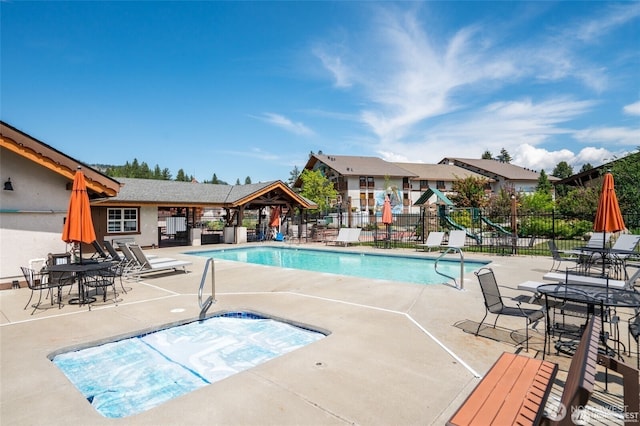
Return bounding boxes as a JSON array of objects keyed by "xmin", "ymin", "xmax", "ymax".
[
  {"xmin": 480, "ymin": 216, "xmax": 511, "ymax": 236},
  {"xmin": 442, "ymin": 215, "xmax": 482, "ymax": 244}
]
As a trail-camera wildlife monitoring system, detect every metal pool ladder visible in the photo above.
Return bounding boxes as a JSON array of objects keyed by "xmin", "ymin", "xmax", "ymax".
[
  {"xmin": 198, "ymin": 258, "xmax": 216, "ymax": 319},
  {"xmin": 434, "ymin": 248, "xmax": 465, "ymax": 290}
]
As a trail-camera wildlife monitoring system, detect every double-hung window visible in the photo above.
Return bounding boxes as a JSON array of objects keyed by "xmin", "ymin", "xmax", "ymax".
[{"xmin": 107, "ymin": 208, "xmax": 138, "ymax": 233}]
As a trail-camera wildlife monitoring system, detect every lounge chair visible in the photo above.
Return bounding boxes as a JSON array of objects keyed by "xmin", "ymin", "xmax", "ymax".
[
  {"xmin": 548, "ymin": 240, "xmax": 580, "ymax": 272},
  {"xmin": 91, "ymin": 241, "xmax": 111, "ymax": 261},
  {"xmin": 590, "ymin": 234, "xmax": 640, "ymax": 278},
  {"xmin": 541, "ymin": 267, "xmax": 640, "ymax": 290},
  {"xmin": 103, "ymin": 241, "xmax": 124, "ymax": 262},
  {"xmin": 128, "ymin": 243, "xmax": 191, "ymax": 279},
  {"xmin": 326, "ymin": 228, "xmax": 361, "ymax": 247},
  {"xmin": 445, "ymin": 230, "xmax": 466, "ymax": 249},
  {"xmin": 116, "ymin": 241, "xmax": 164, "ymax": 264},
  {"xmin": 415, "ymin": 231, "xmax": 445, "ymax": 252},
  {"xmin": 475, "ymin": 267, "xmax": 544, "ymax": 352}
]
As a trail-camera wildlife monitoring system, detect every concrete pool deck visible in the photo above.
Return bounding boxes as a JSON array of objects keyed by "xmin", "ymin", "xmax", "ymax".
[{"xmin": 0, "ymin": 243, "xmax": 634, "ymax": 425}]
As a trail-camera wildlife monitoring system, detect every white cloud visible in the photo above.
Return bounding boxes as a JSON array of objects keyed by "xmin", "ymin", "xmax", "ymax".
[
  {"xmin": 312, "ymin": 46, "xmax": 353, "ymax": 88},
  {"xmin": 573, "ymin": 126, "xmax": 640, "ymax": 146},
  {"xmin": 623, "ymin": 100, "xmax": 640, "ymax": 116},
  {"xmin": 254, "ymin": 113, "xmax": 315, "ymax": 136}
]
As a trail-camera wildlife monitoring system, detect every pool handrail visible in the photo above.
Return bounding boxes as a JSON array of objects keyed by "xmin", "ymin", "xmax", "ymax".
[{"xmin": 198, "ymin": 257, "xmax": 216, "ymax": 320}]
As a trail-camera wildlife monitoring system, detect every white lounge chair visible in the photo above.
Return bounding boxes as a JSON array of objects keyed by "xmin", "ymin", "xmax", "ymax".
[
  {"xmin": 116, "ymin": 242, "xmax": 167, "ymax": 265},
  {"xmin": 326, "ymin": 228, "xmax": 361, "ymax": 247},
  {"xmin": 128, "ymin": 243, "xmax": 191, "ymax": 279},
  {"xmin": 445, "ymin": 230, "xmax": 467, "ymax": 249},
  {"xmin": 415, "ymin": 231, "xmax": 445, "ymax": 252},
  {"xmin": 541, "ymin": 271, "xmax": 631, "ymax": 290}
]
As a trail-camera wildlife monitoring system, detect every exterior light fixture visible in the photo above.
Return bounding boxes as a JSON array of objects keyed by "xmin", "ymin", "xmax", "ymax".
[{"xmin": 3, "ymin": 178, "xmax": 13, "ymax": 191}]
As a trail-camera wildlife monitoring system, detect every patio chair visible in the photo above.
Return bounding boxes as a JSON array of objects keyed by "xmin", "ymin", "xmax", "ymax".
[
  {"xmin": 629, "ymin": 310, "xmax": 640, "ymax": 369},
  {"xmin": 82, "ymin": 267, "xmax": 118, "ymax": 310},
  {"xmin": 548, "ymin": 240, "xmax": 580, "ymax": 272},
  {"xmin": 415, "ymin": 231, "xmax": 444, "ymax": 252},
  {"xmin": 474, "ymin": 267, "xmax": 544, "ymax": 352},
  {"xmin": 21, "ymin": 266, "xmax": 74, "ymax": 314}
]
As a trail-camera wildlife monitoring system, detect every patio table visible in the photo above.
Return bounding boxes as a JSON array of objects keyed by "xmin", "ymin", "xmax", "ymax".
[
  {"xmin": 537, "ymin": 283, "xmax": 640, "ymax": 362},
  {"xmin": 47, "ymin": 262, "xmax": 113, "ymax": 306}
]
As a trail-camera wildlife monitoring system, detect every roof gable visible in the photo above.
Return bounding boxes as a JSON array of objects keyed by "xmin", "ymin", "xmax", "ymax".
[{"xmin": 0, "ymin": 121, "xmax": 121, "ymax": 197}]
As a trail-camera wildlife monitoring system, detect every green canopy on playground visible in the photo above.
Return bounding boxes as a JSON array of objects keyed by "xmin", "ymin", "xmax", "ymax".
[{"xmin": 413, "ymin": 188, "xmax": 454, "ymax": 206}]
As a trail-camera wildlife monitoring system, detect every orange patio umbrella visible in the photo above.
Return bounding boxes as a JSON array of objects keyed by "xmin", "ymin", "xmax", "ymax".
[
  {"xmin": 593, "ymin": 172, "xmax": 625, "ymax": 235},
  {"xmin": 382, "ymin": 195, "xmax": 393, "ymax": 242},
  {"xmin": 382, "ymin": 196, "xmax": 393, "ymax": 225},
  {"xmin": 269, "ymin": 206, "xmax": 281, "ymax": 230},
  {"xmin": 593, "ymin": 172, "xmax": 625, "ymax": 277},
  {"xmin": 62, "ymin": 169, "xmax": 97, "ymax": 263}
]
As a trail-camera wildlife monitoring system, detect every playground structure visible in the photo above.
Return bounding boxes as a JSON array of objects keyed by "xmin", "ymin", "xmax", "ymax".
[{"xmin": 418, "ymin": 206, "xmax": 515, "ymax": 247}]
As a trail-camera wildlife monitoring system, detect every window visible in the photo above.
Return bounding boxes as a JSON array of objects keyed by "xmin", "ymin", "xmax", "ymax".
[
  {"xmin": 420, "ymin": 180, "xmax": 429, "ymax": 190},
  {"xmin": 436, "ymin": 180, "xmax": 446, "ymax": 190},
  {"xmin": 107, "ymin": 208, "xmax": 139, "ymax": 233},
  {"xmin": 359, "ymin": 176, "xmax": 367, "ymax": 188},
  {"xmin": 367, "ymin": 176, "xmax": 374, "ymax": 188}
]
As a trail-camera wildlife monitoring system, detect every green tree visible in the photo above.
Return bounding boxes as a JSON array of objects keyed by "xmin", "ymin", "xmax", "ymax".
[
  {"xmin": 450, "ymin": 176, "xmax": 490, "ymax": 208},
  {"xmin": 556, "ymin": 186, "xmax": 600, "ymax": 220},
  {"xmin": 552, "ymin": 161, "xmax": 574, "ymax": 197},
  {"xmin": 288, "ymin": 165, "xmax": 300, "ymax": 187},
  {"xmin": 481, "ymin": 150, "xmax": 493, "ymax": 160},
  {"xmin": 536, "ymin": 169, "xmax": 552, "ymax": 194},
  {"xmin": 552, "ymin": 161, "xmax": 573, "ymax": 179},
  {"xmin": 497, "ymin": 148, "xmax": 511, "ymax": 163},
  {"xmin": 521, "ymin": 191, "xmax": 554, "ymax": 213},
  {"xmin": 175, "ymin": 169, "xmax": 187, "ymax": 182},
  {"xmin": 609, "ymin": 150, "xmax": 640, "ymax": 217},
  {"xmin": 579, "ymin": 163, "xmax": 594, "ymax": 173},
  {"xmin": 235, "ymin": 178, "xmax": 241, "ymax": 185},
  {"xmin": 244, "ymin": 176, "xmax": 252, "ymax": 184},
  {"xmin": 298, "ymin": 169, "xmax": 338, "ymax": 212}
]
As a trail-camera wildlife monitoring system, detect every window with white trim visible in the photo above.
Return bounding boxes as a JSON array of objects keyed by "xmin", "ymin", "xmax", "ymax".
[{"xmin": 107, "ymin": 208, "xmax": 138, "ymax": 233}]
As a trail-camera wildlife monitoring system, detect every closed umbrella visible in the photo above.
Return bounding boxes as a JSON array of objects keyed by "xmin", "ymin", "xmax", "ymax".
[
  {"xmin": 62, "ymin": 169, "xmax": 96, "ymax": 264},
  {"xmin": 269, "ymin": 206, "xmax": 281, "ymax": 239},
  {"xmin": 382, "ymin": 195, "xmax": 393, "ymax": 244},
  {"xmin": 593, "ymin": 172, "xmax": 625, "ymax": 276}
]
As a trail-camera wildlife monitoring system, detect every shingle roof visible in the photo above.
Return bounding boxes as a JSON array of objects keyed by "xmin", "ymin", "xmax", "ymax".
[
  {"xmin": 393, "ymin": 163, "xmax": 490, "ymax": 181},
  {"xmin": 311, "ymin": 154, "xmax": 417, "ymax": 177},
  {"xmin": 102, "ymin": 178, "xmax": 315, "ymax": 209},
  {"xmin": 439, "ymin": 158, "xmax": 560, "ymax": 181}
]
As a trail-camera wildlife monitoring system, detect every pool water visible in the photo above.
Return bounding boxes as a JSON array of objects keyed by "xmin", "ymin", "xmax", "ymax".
[
  {"xmin": 51, "ymin": 312, "xmax": 325, "ymax": 418},
  {"xmin": 188, "ymin": 246, "xmax": 488, "ymax": 285}
]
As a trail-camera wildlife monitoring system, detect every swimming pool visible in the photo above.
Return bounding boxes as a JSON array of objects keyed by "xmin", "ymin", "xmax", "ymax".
[
  {"xmin": 187, "ymin": 246, "xmax": 488, "ymax": 285},
  {"xmin": 50, "ymin": 311, "xmax": 326, "ymax": 418}
]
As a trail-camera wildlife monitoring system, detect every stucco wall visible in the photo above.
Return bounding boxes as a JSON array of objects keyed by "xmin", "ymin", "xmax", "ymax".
[{"xmin": 0, "ymin": 150, "xmax": 71, "ymax": 283}]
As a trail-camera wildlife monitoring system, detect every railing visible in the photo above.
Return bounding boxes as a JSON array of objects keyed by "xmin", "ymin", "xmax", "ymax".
[
  {"xmin": 434, "ymin": 248, "xmax": 465, "ymax": 289},
  {"xmin": 198, "ymin": 257, "xmax": 216, "ymax": 320},
  {"xmin": 288, "ymin": 210, "xmax": 640, "ymax": 256}
]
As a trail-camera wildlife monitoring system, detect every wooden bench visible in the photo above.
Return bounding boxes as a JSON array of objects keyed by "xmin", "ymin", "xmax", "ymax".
[{"xmin": 448, "ymin": 316, "xmax": 602, "ymax": 426}]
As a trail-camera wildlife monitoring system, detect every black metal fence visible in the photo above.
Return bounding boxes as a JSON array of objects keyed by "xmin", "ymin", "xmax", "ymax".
[{"xmin": 287, "ymin": 209, "xmax": 640, "ymax": 256}]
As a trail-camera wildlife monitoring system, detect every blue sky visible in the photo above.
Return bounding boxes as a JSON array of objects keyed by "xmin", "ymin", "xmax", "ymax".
[{"xmin": 2, "ymin": 1, "xmax": 639, "ymax": 184}]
